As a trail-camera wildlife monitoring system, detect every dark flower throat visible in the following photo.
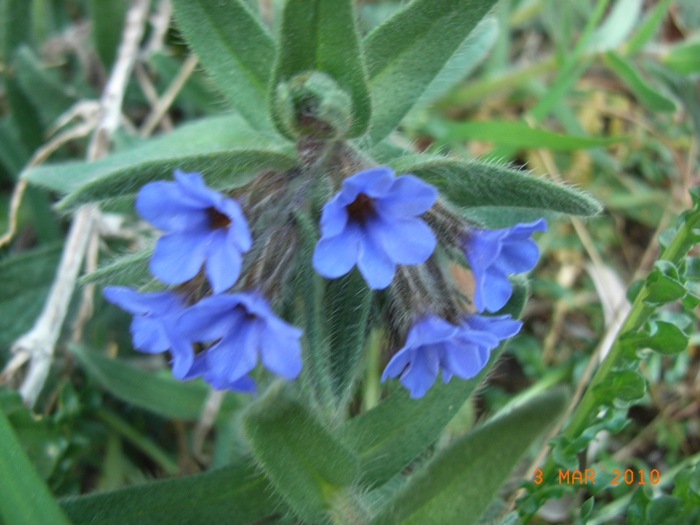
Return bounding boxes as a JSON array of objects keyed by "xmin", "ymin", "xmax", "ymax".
[
  {"xmin": 207, "ymin": 207, "xmax": 232, "ymax": 229},
  {"xmin": 346, "ymin": 193, "xmax": 375, "ymax": 221}
]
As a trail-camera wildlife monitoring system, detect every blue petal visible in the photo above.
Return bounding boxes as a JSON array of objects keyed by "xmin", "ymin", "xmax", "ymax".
[
  {"xmin": 479, "ymin": 267, "xmax": 512, "ymax": 312},
  {"xmin": 219, "ymin": 198, "xmax": 252, "ymax": 251},
  {"xmin": 442, "ymin": 342, "xmax": 486, "ymax": 379},
  {"xmin": 207, "ymin": 321, "xmax": 260, "ymax": 383},
  {"xmin": 498, "ymin": 238, "xmax": 540, "ymax": 274},
  {"xmin": 182, "ymin": 353, "xmax": 207, "ymax": 380},
  {"xmin": 464, "ymin": 314, "xmax": 522, "ymax": 340},
  {"xmin": 260, "ymin": 317, "xmax": 303, "ymax": 379},
  {"xmin": 466, "ymin": 229, "xmax": 503, "ymax": 271},
  {"xmin": 136, "ymin": 181, "xmax": 209, "ymax": 232},
  {"xmin": 150, "ymin": 230, "xmax": 210, "ymax": 284},
  {"xmin": 168, "ymin": 336, "xmax": 195, "ymax": 379},
  {"xmin": 205, "ymin": 229, "xmax": 242, "ymax": 293},
  {"xmin": 130, "ymin": 316, "xmax": 170, "ymax": 353},
  {"xmin": 377, "ymin": 174, "xmax": 437, "ymax": 217},
  {"xmin": 374, "ymin": 215, "xmax": 436, "ymax": 265},
  {"xmin": 506, "ymin": 218, "xmax": 547, "ymax": 240},
  {"xmin": 173, "ymin": 170, "xmax": 223, "ymax": 207},
  {"xmin": 381, "ymin": 347, "xmax": 415, "ymax": 381},
  {"xmin": 179, "ymin": 296, "xmax": 241, "ymax": 342},
  {"xmin": 341, "ymin": 166, "xmax": 394, "ymax": 199},
  {"xmin": 103, "ymin": 286, "xmax": 182, "ymax": 315},
  {"xmin": 228, "ymin": 375, "xmax": 257, "ymax": 392},
  {"xmin": 404, "ymin": 316, "xmax": 457, "ymax": 347},
  {"xmin": 313, "ymin": 224, "xmax": 360, "ymax": 279},
  {"xmin": 400, "ymin": 348, "xmax": 440, "ymax": 398},
  {"xmin": 357, "ymin": 220, "xmax": 396, "ymax": 289},
  {"xmin": 319, "ymin": 195, "xmax": 349, "ymax": 238}
]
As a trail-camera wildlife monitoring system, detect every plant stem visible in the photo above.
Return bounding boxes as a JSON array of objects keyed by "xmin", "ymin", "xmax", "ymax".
[{"xmin": 539, "ymin": 206, "xmax": 700, "ymax": 482}]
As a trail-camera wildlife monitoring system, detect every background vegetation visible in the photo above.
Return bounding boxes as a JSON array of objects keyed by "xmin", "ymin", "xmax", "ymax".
[{"xmin": 1, "ymin": 0, "xmax": 699, "ymax": 523}]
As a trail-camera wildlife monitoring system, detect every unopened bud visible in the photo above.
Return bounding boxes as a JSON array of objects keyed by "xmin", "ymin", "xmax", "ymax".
[{"xmin": 273, "ymin": 71, "xmax": 353, "ymax": 140}]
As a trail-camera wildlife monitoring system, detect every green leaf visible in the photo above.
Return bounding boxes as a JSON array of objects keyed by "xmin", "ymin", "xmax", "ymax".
[
  {"xmin": 69, "ymin": 343, "xmax": 240, "ymax": 420},
  {"xmin": 88, "ymin": 0, "xmax": 127, "ymax": 70},
  {"xmin": 388, "ymin": 154, "xmax": 603, "ymax": 217},
  {"xmin": 627, "ymin": 486, "xmax": 653, "ymax": 525},
  {"xmin": 369, "ymin": 388, "xmax": 568, "ymax": 525},
  {"xmin": 441, "ymin": 120, "xmax": 628, "ymax": 150},
  {"xmin": 20, "ymin": 115, "xmax": 295, "ymax": 209},
  {"xmin": 644, "ymin": 263, "xmax": 687, "ymax": 306},
  {"xmin": 589, "ymin": 0, "xmax": 643, "ymax": 51},
  {"xmin": 170, "ymin": 0, "xmax": 278, "ymax": 134},
  {"xmin": 408, "ymin": 17, "xmax": 499, "ymax": 113},
  {"xmin": 61, "ymin": 459, "xmax": 281, "ymax": 525},
  {"xmin": 0, "ymin": 409, "xmax": 72, "ymax": 525},
  {"xmin": 242, "ymin": 384, "xmax": 360, "ymax": 522},
  {"xmin": 625, "ymin": 0, "xmax": 674, "ymax": 54},
  {"xmin": 14, "ymin": 46, "xmax": 78, "ymax": 126},
  {"xmin": 272, "ymin": 0, "xmax": 370, "ymax": 137},
  {"xmin": 663, "ymin": 41, "xmax": 700, "ymax": 75},
  {"xmin": 0, "ymin": 244, "xmax": 63, "ymax": 347},
  {"xmin": 592, "ymin": 369, "xmax": 647, "ymax": 406},
  {"xmin": 604, "ymin": 52, "xmax": 676, "ymax": 112},
  {"xmin": 326, "ymin": 269, "xmax": 372, "ymax": 403},
  {"xmin": 344, "ymin": 345, "xmax": 507, "ymax": 488},
  {"xmin": 623, "ymin": 321, "xmax": 689, "ymax": 355},
  {"xmin": 293, "ymin": 209, "xmax": 334, "ymax": 407},
  {"xmin": 0, "ymin": 390, "xmax": 69, "ymax": 480},
  {"xmin": 581, "ymin": 497, "xmax": 595, "ymax": 520},
  {"xmin": 683, "ymin": 257, "xmax": 700, "ymax": 281},
  {"xmin": 363, "ymin": 0, "xmax": 499, "ymax": 144},
  {"xmin": 0, "ymin": 118, "xmax": 26, "ymax": 178},
  {"xmin": 79, "ymin": 249, "xmax": 153, "ymax": 287}
]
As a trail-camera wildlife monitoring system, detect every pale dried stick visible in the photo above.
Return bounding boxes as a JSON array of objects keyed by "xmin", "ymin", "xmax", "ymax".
[
  {"xmin": 192, "ymin": 390, "xmax": 226, "ymax": 463},
  {"xmin": 144, "ymin": 0, "xmax": 172, "ymax": 55},
  {"xmin": 14, "ymin": 0, "xmax": 151, "ymax": 407},
  {"xmin": 140, "ymin": 54, "xmax": 198, "ymax": 136},
  {"xmin": 0, "ymin": 179, "xmax": 28, "ymax": 248},
  {"xmin": 135, "ymin": 62, "xmax": 173, "ymax": 132}
]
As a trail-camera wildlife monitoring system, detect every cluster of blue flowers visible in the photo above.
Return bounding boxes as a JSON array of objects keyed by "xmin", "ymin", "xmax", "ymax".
[
  {"xmin": 105, "ymin": 171, "xmax": 302, "ymax": 392},
  {"xmin": 105, "ymin": 166, "xmax": 545, "ymax": 398}
]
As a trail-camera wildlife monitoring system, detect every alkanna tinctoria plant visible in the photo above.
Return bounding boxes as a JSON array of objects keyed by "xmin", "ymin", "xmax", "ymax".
[{"xmin": 9, "ymin": 0, "xmax": 609, "ymax": 524}]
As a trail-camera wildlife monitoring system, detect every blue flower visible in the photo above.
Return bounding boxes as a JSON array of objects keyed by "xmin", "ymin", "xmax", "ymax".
[
  {"xmin": 381, "ymin": 313, "xmax": 522, "ymax": 398},
  {"xmin": 136, "ymin": 170, "xmax": 252, "ymax": 293},
  {"xmin": 178, "ymin": 292, "xmax": 303, "ymax": 390},
  {"xmin": 103, "ymin": 286, "xmax": 193, "ymax": 379},
  {"xmin": 464, "ymin": 219, "xmax": 547, "ymax": 313},
  {"xmin": 313, "ymin": 166, "xmax": 438, "ymax": 290}
]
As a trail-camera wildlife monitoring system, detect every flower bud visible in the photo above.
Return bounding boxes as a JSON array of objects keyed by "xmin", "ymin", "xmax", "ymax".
[{"xmin": 273, "ymin": 71, "xmax": 353, "ymax": 140}]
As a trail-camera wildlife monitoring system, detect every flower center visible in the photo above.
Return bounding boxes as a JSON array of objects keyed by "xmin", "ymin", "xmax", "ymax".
[
  {"xmin": 346, "ymin": 192, "xmax": 375, "ymax": 221},
  {"xmin": 207, "ymin": 207, "xmax": 232, "ymax": 229}
]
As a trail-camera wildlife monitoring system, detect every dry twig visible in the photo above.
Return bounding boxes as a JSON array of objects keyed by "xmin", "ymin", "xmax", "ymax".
[{"xmin": 6, "ymin": 0, "xmax": 152, "ymax": 407}]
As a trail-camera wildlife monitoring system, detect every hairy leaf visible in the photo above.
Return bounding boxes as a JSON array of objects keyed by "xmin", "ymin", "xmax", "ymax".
[
  {"xmin": 326, "ymin": 269, "xmax": 372, "ymax": 404},
  {"xmin": 389, "ymin": 154, "xmax": 602, "ymax": 217},
  {"xmin": 272, "ymin": 0, "xmax": 370, "ymax": 137},
  {"xmin": 80, "ymin": 249, "xmax": 153, "ymax": 288},
  {"xmin": 369, "ymin": 388, "xmax": 568, "ymax": 525},
  {"xmin": 441, "ymin": 119, "xmax": 628, "ymax": 150},
  {"xmin": 344, "ymin": 345, "xmax": 507, "ymax": 488},
  {"xmin": 20, "ymin": 115, "xmax": 295, "ymax": 209},
  {"xmin": 0, "ymin": 410, "xmax": 72, "ymax": 525},
  {"xmin": 61, "ymin": 459, "xmax": 280, "ymax": 525},
  {"xmin": 70, "ymin": 344, "xmax": 240, "ymax": 420},
  {"xmin": 170, "ymin": 0, "xmax": 278, "ymax": 134},
  {"xmin": 363, "ymin": 0, "xmax": 499, "ymax": 144},
  {"xmin": 243, "ymin": 384, "xmax": 359, "ymax": 522}
]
